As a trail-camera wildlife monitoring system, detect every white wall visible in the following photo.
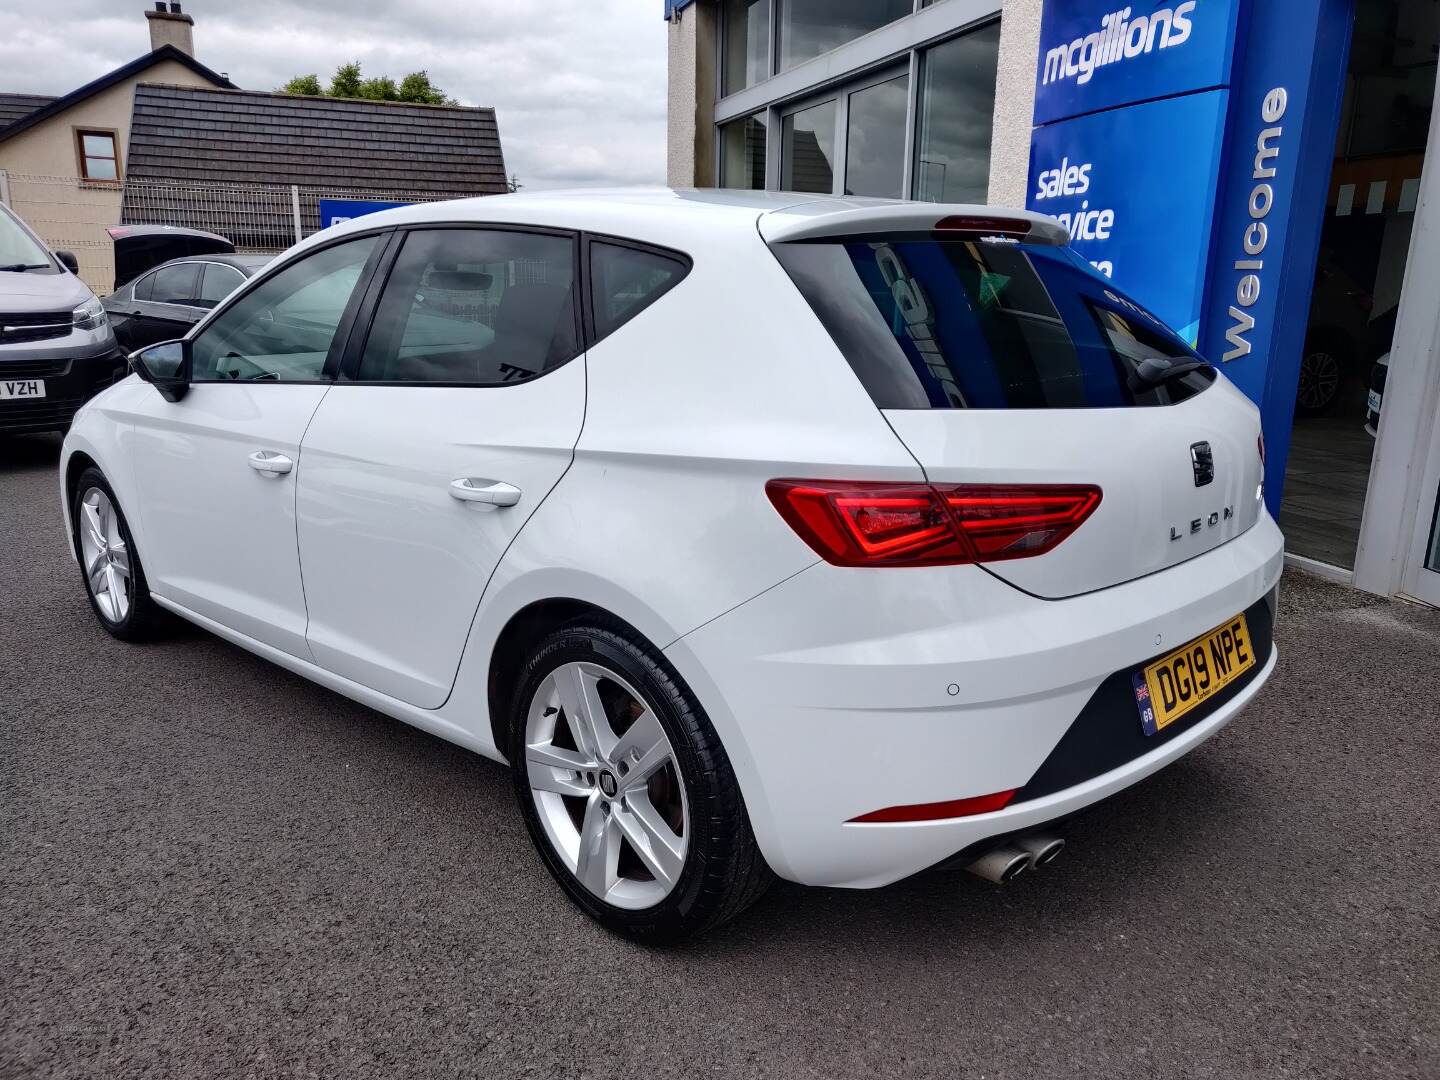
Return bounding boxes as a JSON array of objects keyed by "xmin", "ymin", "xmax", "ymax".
[{"xmin": 987, "ymin": 0, "xmax": 1040, "ymax": 208}]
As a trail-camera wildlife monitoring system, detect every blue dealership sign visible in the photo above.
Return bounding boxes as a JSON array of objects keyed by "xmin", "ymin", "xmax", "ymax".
[
  {"xmin": 1033, "ymin": 0, "xmax": 1240, "ymax": 125},
  {"xmin": 317, "ymin": 198, "xmax": 412, "ymax": 230},
  {"xmin": 1029, "ymin": 0, "xmax": 1355, "ymax": 515},
  {"xmin": 1029, "ymin": 89, "xmax": 1229, "ymax": 344},
  {"xmin": 1197, "ymin": 0, "xmax": 1353, "ymax": 509}
]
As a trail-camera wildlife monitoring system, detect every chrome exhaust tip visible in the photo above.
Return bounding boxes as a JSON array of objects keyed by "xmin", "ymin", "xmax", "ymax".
[
  {"xmin": 1015, "ymin": 833, "xmax": 1065, "ymax": 867},
  {"xmin": 964, "ymin": 844, "xmax": 1032, "ymax": 884}
]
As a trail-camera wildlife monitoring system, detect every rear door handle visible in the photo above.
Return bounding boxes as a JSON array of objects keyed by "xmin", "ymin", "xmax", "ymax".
[
  {"xmin": 449, "ymin": 478, "xmax": 521, "ymax": 506},
  {"xmin": 247, "ymin": 450, "xmax": 293, "ymax": 476}
]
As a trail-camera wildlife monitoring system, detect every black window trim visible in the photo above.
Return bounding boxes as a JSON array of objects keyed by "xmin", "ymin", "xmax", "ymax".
[
  {"xmin": 185, "ymin": 226, "xmax": 398, "ymax": 386},
  {"xmin": 333, "ymin": 221, "xmax": 585, "ymax": 388},
  {"xmin": 580, "ymin": 232, "xmax": 694, "ymax": 347}
]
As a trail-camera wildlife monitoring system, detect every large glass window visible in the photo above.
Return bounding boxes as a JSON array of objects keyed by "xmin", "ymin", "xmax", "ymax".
[
  {"xmin": 781, "ymin": 100, "xmax": 836, "ymax": 193},
  {"xmin": 914, "ymin": 22, "xmax": 1001, "ymax": 204},
  {"xmin": 722, "ymin": 0, "xmax": 771, "ymax": 96},
  {"xmin": 356, "ymin": 228, "xmax": 576, "ymax": 385},
  {"xmin": 190, "ymin": 235, "xmax": 378, "ymax": 383},
  {"xmin": 844, "ymin": 74, "xmax": 909, "ymax": 198},
  {"xmin": 779, "ymin": 0, "xmax": 912, "ymax": 72},
  {"xmin": 720, "ymin": 113, "xmax": 768, "ymax": 190}
]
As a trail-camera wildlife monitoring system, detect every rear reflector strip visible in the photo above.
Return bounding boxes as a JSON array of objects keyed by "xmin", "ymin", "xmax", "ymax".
[{"xmin": 848, "ymin": 789, "xmax": 1017, "ymax": 824}]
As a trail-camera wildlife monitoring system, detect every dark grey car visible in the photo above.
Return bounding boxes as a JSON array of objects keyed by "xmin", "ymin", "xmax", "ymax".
[{"xmin": 0, "ymin": 203, "xmax": 125, "ymax": 435}]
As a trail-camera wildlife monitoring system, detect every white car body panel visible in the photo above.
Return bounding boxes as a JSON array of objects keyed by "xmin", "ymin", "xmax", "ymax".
[
  {"xmin": 59, "ymin": 189, "xmax": 1285, "ymax": 895},
  {"xmin": 122, "ymin": 381, "xmax": 329, "ymax": 658},
  {"xmin": 883, "ymin": 374, "xmax": 1266, "ymax": 598},
  {"xmin": 294, "ymin": 365, "xmax": 586, "ymax": 708}
]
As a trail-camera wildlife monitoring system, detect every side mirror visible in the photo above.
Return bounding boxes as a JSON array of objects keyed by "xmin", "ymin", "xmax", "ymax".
[
  {"xmin": 55, "ymin": 250, "xmax": 79, "ymax": 274},
  {"xmin": 130, "ymin": 339, "xmax": 190, "ymax": 402}
]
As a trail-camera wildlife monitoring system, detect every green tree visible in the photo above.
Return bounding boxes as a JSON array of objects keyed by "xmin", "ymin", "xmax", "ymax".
[
  {"xmin": 280, "ymin": 62, "xmax": 459, "ymax": 106},
  {"xmin": 398, "ymin": 71, "xmax": 455, "ymax": 106},
  {"xmin": 279, "ymin": 73, "xmax": 322, "ymax": 96},
  {"xmin": 328, "ymin": 61, "xmax": 364, "ymax": 99},
  {"xmin": 358, "ymin": 75, "xmax": 400, "ymax": 101}
]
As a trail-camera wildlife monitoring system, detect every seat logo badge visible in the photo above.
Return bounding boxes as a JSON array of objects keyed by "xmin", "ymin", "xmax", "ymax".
[{"xmin": 1190, "ymin": 441, "xmax": 1215, "ymax": 487}]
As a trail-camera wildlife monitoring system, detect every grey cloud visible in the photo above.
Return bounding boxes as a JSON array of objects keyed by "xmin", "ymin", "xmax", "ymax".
[{"xmin": 0, "ymin": 0, "xmax": 668, "ymax": 190}]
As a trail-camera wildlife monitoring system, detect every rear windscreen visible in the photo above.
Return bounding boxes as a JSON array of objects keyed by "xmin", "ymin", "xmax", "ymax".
[{"xmin": 771, "ymin": 237, "xmax": 1215, "ymax": 409}]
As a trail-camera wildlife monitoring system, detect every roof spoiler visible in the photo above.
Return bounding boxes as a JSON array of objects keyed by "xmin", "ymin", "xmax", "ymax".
[{"xmin": 758, "ymin": 204, "xmax": 1070, "ymax": 246}]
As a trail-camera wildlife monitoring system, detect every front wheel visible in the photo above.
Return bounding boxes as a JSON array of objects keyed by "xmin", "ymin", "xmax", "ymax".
[
  {"xmin": 72, "ymin": 466, "xmax": 167, "ymax": 641},
  {"xmin": 509, "ymin": 618, "xmax": 771, "ymax": 943}
]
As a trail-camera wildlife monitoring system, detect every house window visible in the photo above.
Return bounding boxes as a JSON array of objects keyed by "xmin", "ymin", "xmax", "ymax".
[{"xmin": 76, "ymin": 130, "xmax": 120, "ymax": 182}]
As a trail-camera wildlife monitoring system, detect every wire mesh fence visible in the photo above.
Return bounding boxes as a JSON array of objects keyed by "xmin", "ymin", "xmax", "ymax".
[{"xmin": 0, "ymin": 171, "xmax": 487, "ymax": 292}]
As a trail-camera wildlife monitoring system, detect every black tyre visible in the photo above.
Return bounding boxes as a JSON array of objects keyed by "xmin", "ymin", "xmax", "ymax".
[
  {"xmin": 71, "ymin": 466, "xmax": 167, "ymax": 641},
  {"xmin": 509, "ymin": 617, "xmax": 772, "ymax": 943}
]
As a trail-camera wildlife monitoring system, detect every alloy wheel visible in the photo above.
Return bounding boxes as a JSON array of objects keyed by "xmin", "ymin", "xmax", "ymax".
[
  {"xmin": 1297, "ymin": 350, "xmax": 1341, "ymax": 412},
  {"xmin": 524, "ymin": 660, "xmax": 689, "ymax": 910},
  {"xmin": 78, "ymin": 487, "xmax": 131, "ymax": 623}
]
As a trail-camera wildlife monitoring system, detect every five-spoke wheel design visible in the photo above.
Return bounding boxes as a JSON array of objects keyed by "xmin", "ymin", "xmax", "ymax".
[
  {"xmin": 524, "ymin": 660, "xmax": 689, "ymax": 910},
  {"xmin": 78, "ymin": 486, "xmax": 132, "ymax": 624}
]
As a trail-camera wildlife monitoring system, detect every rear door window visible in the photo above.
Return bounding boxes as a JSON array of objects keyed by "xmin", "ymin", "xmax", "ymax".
[
  {"xmin": 772, "ymin": 238, "xmax": 1214, "ymax": 409},
  {"xmin": 354, "ymin": 227, "xmax": 578, "ymax": 385},
  {"xmin": 149, "ymin": 262, "xmax": 200, "ymax": 306},
  {"xmin": 197, "ymin": 263, "xmax": 247, "ymax": 309}
]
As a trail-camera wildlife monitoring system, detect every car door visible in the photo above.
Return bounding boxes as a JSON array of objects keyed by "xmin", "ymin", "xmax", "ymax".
[
  {"xmin": 124, "ymin": 233, "xmax": 386, "ymax": 657},
  {"xmin": 295, "ymin": 225, "xmax": 586, "ymax": 708},
  {"xmin": 132, "ymin": 261, "xmax": 209, "ymax": 348}
]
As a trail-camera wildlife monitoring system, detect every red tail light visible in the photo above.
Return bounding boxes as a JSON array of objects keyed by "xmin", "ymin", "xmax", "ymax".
[{"xmin": 766, "ymin": 480, "xmax": 1101, "ymax": 567}]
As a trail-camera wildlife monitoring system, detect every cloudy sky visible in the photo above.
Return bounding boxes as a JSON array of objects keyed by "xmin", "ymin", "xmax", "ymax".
[{"xmin": 0, "ymin": 0, "xmax": 670, "ymax": 190}]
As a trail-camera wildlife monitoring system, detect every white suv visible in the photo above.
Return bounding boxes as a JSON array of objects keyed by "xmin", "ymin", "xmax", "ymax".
[{"xmin": 60, "ymin": 190, "xmax": 1282, "ymax": 941}]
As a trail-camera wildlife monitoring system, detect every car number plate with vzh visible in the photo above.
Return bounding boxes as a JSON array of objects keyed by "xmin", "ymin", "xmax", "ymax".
[
  {"xmin": 1, "ymin": 379, "xmax": 45, "ymax": 399},
  {"xmin": 1131, "ymin": 613, "xmax": 1255, "ymax": 735}
]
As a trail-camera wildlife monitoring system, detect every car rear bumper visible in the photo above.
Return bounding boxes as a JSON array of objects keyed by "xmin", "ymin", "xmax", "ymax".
[
  {"xmin": 666, "ymin": 512, "xmax": 1285, "ymax": 888},
  {"xmin": 0, "ymin": 342, "xmax": 127, "ymax": 434}
]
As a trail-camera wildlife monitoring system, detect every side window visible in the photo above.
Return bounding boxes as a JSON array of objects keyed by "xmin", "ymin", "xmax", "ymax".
[
  {"xmin": 197, "ymin": 263, "xmax": 247, "ymax": 310},
  {"xmin": 589, "ymin": 240, "xmax": 689, "ymax": 341},
  {"xmin": 150, "ymin": 262, "xmax": 199, "ymax": 306},
  {"xmin": 190, "ymin": 235, "xmax": 379, "ymax": 384},
  {"xmin": 355, "ymin": 228, "xmax": 576, "ymax": 385},
  {"xmin": 131, "ymin": 271, "xmax": 156, "ymax": 302}
]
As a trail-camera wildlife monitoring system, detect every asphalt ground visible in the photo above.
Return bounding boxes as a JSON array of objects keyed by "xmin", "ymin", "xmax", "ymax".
[{"xmin": 2, "ymin": 431, "xmax": 1437, "ymax": 1079}]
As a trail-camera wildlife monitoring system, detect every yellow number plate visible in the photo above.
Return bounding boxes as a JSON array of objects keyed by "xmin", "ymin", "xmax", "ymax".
[{"xmin": 1134, "ymin": 613, "xmax": 1255, "ymax": 735}]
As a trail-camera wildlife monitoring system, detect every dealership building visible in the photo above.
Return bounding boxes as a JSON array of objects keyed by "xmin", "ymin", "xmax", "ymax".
[{"xmin": 664, "ymin": 0, "xmax": 1440, "ymax": 607}]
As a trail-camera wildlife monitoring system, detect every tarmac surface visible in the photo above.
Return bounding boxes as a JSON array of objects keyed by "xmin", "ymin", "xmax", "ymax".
[{"xmin": 3, "ymin": 431, "xmax": 1437, "ymax": 1079}]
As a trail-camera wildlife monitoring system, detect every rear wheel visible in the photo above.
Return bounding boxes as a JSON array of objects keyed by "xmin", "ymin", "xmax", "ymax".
[
  {"xmin": 72, "ymin": 466, "xmax": 166, "ymax": 641},
  {"xmin": 509, "ymin": 618, "xmax": 771, "ymax": 943}
]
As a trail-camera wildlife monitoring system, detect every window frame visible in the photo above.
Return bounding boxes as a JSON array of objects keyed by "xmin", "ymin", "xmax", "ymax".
[
  {"xmin": 336, "ymin": 222, "xmax": 586, "ymax": 388},
  {"xmin": 74, "ymin": 127, "xmax": 121, "ymax": 184},
  {"xmin": 581, "ymin": 233, "xmax": 694, "ymax": 346},
  {"xmin": 713, "ymin": 2, "xmax": 1001, "ymax": 199},
  {"xmin": 185, "ymin": 227, "xmax": 396, "ymax": 386}
]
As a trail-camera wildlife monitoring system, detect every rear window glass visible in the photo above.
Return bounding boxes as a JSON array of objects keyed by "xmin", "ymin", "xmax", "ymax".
[{"xmin": 771, "ymin": 238, "xmax": 1215, "ymax": 409}]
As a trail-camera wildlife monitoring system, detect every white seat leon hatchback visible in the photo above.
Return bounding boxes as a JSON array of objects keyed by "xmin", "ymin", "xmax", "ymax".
[{"xmin": 61, "ymin": 189, "xmax": 1282, "ymax": 942}]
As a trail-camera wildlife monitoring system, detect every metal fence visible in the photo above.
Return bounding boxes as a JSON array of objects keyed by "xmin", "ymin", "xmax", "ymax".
[{"xmin": 0, "ymin": 171, "xmax": 483, "ymax": 293}]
